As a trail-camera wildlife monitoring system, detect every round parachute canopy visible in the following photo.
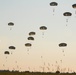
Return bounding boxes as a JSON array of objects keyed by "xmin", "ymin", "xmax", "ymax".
[
  {"xmin": 40, "ymin": 26, "xmax": 47, "ymax": 30},
  {"xmin": 59, "ymin": 43, "xmax": 67, "ymax": 47},
  {"xmin": 8, "ymin": 22, "xmax": 14, "ymax": 26},
  {"xmin": 9, "ymin": 46, "xmax": 16, "ymax": 49},
  {"xmin": 72, "ymin": 4, "xmax": 76, "ymax": 8},
  {"xmin": 4, "ymin": 51, "xmax": 10, "ymax": 54},
  {"xmin": 25, "ymin": 43, "xmax": 32, "ymax": 47},
  {"xmin": 27, "ymin": 37, "xmax": 34, "ymax": 40},
  {"xmin": 29, "ymin": 32, "xmax": 36, "ymax": 36},
  {"xmin": 63, "ymin": 12, "xmax": 72, "ymax": 16},
  {"xmin": 50, "ymin": 2, "xmax": 58, "ymax": 6}
]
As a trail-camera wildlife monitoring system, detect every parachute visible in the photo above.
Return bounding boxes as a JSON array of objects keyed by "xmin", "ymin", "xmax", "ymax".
[
  {"xmin": 59, "ymin": 43, "xmax": 67, "ymax": 47},
  {"xmin": 8, "ymin": 22, "xmax": 14, "ymax": 26},
  {"xmin": 8, "ymin": 22, "xmax": 14, "ymax": 30},
  {"xmin": 25, "ymin": 43, "xmax": 32, "ymax": 54},
  {"xmin": 9, "ymin": 46, "xmax": 16, "ymax": 54},
  {"xmin": 29, "ymin": 32, "xmax": 36, "ymax": 36},
  {"xmin": 63, "ymin": 12, "xmax": 72, "ymax": 16},
  {"xmin": 72, "ymin": 4, "xmax": 76, "ymax": 16},
  {"xmin": 40, "ymin": 26, "xmax": 47, "ymax": 30},
  {"xmin": 59, "ymin": 43, "xmax": 67, "ymax": 56},
  {"xmin": 4, "ymin": 51, "xmax": 10, "ymax": 60},
  {"xmin": 9, "ymin": 46, "xmax": 16, "ymax": 49},
  {"xmin": 50, "ymin": 2, "xmax": 58, "ymax": 15},
  {"xmin": 63, "ymin": 12, "xmax": 72, "ymax": 26},
  {"xmin": 4, "ymin": 51, "xmax": 10, "ymax": 54},
  {"xmin": 72, "ymin": 4, "xmax": 76, "ymax": 8},
  {"xmin": 27, "ymin": 37, "xmax": 34, "ymax": 41},
  {"xmin": 25, "ymin": 43, "xmax": 32, "ymax": 47},
  {"xmin": 40, "ymin": 26, "xmax": 47, "ymax": 38},
  {"xmin": 50, "ymin": 2, "xmax": 58, "ymax": 6}
]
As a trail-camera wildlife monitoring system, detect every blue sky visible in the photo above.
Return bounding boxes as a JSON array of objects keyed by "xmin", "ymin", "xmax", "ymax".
[{"xmin": 0, "ymin": 0, "xmax": 76, "ymax": 72}]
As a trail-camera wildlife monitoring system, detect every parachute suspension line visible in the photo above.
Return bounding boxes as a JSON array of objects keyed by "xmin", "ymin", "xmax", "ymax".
[
  {"xmin": 5, "ymin": 54, "xmax": 8, "ymax": 62},
  {"xmin": 62, "ymin": 49, "xmax": 65, "ymax": 56},
  {"xmin": 75, "ymin": 11, "xmax": 76, "ymax": 17},
  {"xmin": 27, "ymin": 48, "xmax": 29, "ymax": 55},
  {"xmin": 27, "ymin": 48, "xmax": 29, "ymax": 51},
  {"xmin": 6, "ymin": 56, "xmax": 7, "ymax": 62},
  {"xmin": 42, "ymin": 32, "xmax": 44, "ymax": 35},
  {"xmin": 11, "ymin": 52, "xmax": 12, "ymax": 54},
  {"xmin": 62, "ymin": 49, "xmax": 64, "ymax": 53},
  {"xmin": 42, "ymin": 32, "xmax": 44, "ymax": 38},
  {"xmin": 10, "ymin": 27, "xmax": 12, "ymax": 30},
  {"xmin": 75, "ymin": 10, "xmax": 76, "ymax": 14},
  {"xmin": 6, "ymin": 56, "xmax": 7, "ymax": 59},
  {"xmin": 66, "ymin": 24, "xmax": 67, "ymax": 26},
  {"xmin": 66, "ymin": 19, "xmax": 68, "ymax": 26},
  {"xmin": 66, "ymin": 18, "xmax": 68, "ymax": 22},
  {"xmin": 53, "ymin": 8, "xmax": 55, "ymax": 15},
  {"xmin": 53, "ymin": 8, "xmax": 55, "ymax": 12}
]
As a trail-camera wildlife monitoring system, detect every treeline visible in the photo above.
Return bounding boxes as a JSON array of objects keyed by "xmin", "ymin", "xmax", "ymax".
[{"xmin": 0, "ymin": 70, "xmax": 76, "ymax": 75}]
